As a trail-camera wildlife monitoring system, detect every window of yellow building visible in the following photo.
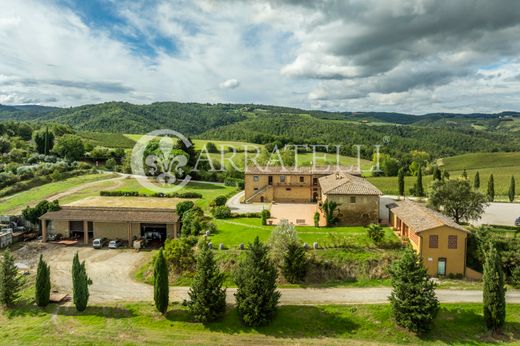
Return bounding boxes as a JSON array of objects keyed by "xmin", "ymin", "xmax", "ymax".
[
  {"xmin": 448, "ymin": 235, "xmax": 458, "ymax": 249},
  {"xmin": 429, "ymin": 235, "xmax": 438, "ymax": 248}
]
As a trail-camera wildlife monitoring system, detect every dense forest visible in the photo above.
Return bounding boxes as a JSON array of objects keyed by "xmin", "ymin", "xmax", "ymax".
[{"xmin": 1, "ymin": 101, "xmax": 520, "ymax": 159}]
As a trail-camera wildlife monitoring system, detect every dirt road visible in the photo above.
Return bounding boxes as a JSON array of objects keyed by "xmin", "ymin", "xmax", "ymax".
[{"xmin": 16, "ymin": 244, "xmax": 520, "ymax": 305}]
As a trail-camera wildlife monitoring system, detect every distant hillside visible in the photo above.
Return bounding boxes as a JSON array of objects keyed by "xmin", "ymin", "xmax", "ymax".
[{"xmin": 1, "ymin": 101, "xmax": 520, "ymax": 158}]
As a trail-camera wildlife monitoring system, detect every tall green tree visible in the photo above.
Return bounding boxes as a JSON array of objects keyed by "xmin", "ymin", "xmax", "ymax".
[
  {"xmin": 474, "ymin": 171, "xmax": 480, "ymax": 190},
  {"xmin": 72, "ymin": 253, "xmax": 91, "ymax": 312},
  {"xmin": 187, "ymin": 242, "xmax": 226, "ymax": 322},
  {"xmin": 282, "ymin": 242, "xmax": 307, "ymax": 283},
  {"xmin": 398, "ymin": 168, "xmax": 405, "ymax": 196},
  {"xmin": 154, "ymin": 248, "xmax": 169, "ymax": 314},
  {"xmin": 509, "ymin": 176, "xmax": 516, "ymax": 203},
  {"xmin": 35, "ymin": 255, "xmax": 51, "ymax": 307},
  {"xmin": 0, "ymin": 249, "xmax": 23, "ymax": 307},
  {"xmin": 52, "ymin": 134, "xmax": 85, "ymax": 161},
  {"xmin": 389, "ymin": 248, "xmax": 439, "ymax": 334},
  {"xmin": 429, "ymin": 179, "xmax": 488, "ymax": 223},
  {"xmin": 461, "ymin": 169, "xmax": 468, "ymax": 180},
  {"xmin": 432, "ymin": 166, "xmax": 441, "ymax": 181},
  {"xmin": 487, "ymin": 174, "xmax": 495, "ymax": 202},
  {"xmin": 32, "ymin": 127, "xmax": 55, "ymax": 155},
  {"xmin": 235, "ymin": 237, "xmax": 280, "ymax": 326},
  {"xmin": 413, "ymin": 167, "xmax": 424, "ymax": 197},
  {"xmin": 483, "ymin": 245, "xmax": 506, "ymax": 332}
]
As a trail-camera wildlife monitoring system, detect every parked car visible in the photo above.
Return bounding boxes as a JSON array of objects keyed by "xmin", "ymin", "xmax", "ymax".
[
  {"xmin": 515, "ymin": 217, "xmax": 520, "ymax": 227},
  {"xmin": 48, "ymin": 233, "xmax": 63, "ymax": 241},
  {"xmin": 108, "ymin": 239, "xmax": 123, "ymax": 249},
  {"xmin": 92, "ymin": 237, "xmax": 108, "ymax": 249}
]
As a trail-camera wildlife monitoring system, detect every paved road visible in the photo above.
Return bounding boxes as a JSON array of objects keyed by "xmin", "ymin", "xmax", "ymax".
[
  {"xmin": 226, "ymin": 190, "xmax": 270, "ymax": 214},
  {"xmin": 472, "ymin": 202, "xmax": 520, "ymax": 227}
]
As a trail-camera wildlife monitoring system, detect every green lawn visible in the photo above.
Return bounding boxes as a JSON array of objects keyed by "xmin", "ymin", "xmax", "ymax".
[
  {"xmin": 115, "ymin": 178, "xmax": 237, "ymax": 210},
  {"xmin": 0, "ymin": 174, "xmax": 114, "ymax": 215},
  {"xmin": 2, "ymin": 301, "xmax": 520, "ymax": 345}
]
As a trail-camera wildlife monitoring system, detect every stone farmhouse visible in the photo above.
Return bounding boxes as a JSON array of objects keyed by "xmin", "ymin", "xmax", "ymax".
[{"xmin": 244, "ymin": 166, "xmax": 382, "ymax": 226}]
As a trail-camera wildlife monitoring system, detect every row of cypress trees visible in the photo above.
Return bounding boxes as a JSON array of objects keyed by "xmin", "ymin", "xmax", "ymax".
[
  {"xmin": 390, "ymin": 244, "xmax": 506, "ymax": 334},
  {"xmin": 154, "ymin": 236, "xmax": 280, "ymax": 326}
]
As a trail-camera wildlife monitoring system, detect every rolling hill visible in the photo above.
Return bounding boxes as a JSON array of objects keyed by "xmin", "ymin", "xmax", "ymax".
[{"xmin": 2, "ymin": 101, "xmax": 520, "ymax": 159}]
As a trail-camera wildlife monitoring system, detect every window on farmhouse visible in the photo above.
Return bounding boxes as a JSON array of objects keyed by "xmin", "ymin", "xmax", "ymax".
[
  {"xmin": 448, "ymin": 235, "xmax": 458, "ymax": 249},
  {"xmin": 299, "ymin": 176, "xmax": 304, "ymax": 183},
  {"xmin": 253, "ymin": 175, "xmax": 259, "ymax": 182},
  {"xmin": 350, "ymin": 196, "xmax": 356, "ymax": 203},
  {"xmin": 429, "ymin": 235, "xmax": 438, "ymax": 248},
  {"xmin": 280, "ymin": 175, "xmax": 286, "ymax": 183}
]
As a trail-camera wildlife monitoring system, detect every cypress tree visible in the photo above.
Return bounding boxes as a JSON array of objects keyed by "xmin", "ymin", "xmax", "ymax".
[
  {"xmin": 509, "ymin": 176, "xmax": 515, "ymax": 203},
  {"xmin": 398, "ymin": 168, "xmax": 405, "ymax": 196},
  {"xmin": 433, "ymin": 166, "xmax": 442, "ymax": 181},
  {"xmin": 35, "ymin": 255, "xmax": 51, "ymax": 307},
  {"xmin": 235, "ymin": 236, "xmax": 280, "ymax": 326},
  {"xmin": 282, "ymin": 242, "xmax": 307, "ymax": 283},
  {"xmin": 462, "ymin": 169, "xmax": 468, "ymax": 180},
  {"xmin": 483, "ymin": 245, "xmax": 506, "ymax": 332},
  {"xmin": 154, "ymin": 248, "xmax": 169, "ymax": 314},
  {"xmin": 389, "ymin": 248, "xmax": 439, "ymax": 334},
  {"xmin": 474, "ymin": 171, "xmax": 480, "ymax": 190},
  {"xmin": 443, "ymin": 170, "xmax": 450, "ymax": 180},
  {"xmin": 72, "ymin": 253, "xmax": 90, "ymax": 312},
  {"xmin": 415, "ymin": 167, "xmax": 424, "ymax": 197},
  {"xmin": 0, "ymin": 249, "xmax": 23, "ymax": 307},
  {"xmin": 487, "ymin": 174, "xmax": 495, "ymax": 202},
  {"xmin": 187, "ymin": 242, "xmax": 226, "ymax": 322}
]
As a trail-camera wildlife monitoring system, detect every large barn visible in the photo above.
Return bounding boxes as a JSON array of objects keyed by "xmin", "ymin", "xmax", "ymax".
[{"xmin": 40, "ymin": 197, "xmax": 180, "ymax": 245}]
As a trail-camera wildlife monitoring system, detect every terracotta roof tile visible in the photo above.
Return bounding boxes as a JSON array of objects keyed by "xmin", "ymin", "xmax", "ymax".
[
  {"xmin": 245, "ymin": 165, "xmax": 361, "ymax": 175},
  {"xmin": 319, "ymin": 172, "xmax": 382, "ymax": 195},
  {"xmin": 40, "ymin": 206, "xmax": 179, "ymax": 224},
  {"xmin": 387, "ymin": 199, "xmax": 468, "ymax": 233}
]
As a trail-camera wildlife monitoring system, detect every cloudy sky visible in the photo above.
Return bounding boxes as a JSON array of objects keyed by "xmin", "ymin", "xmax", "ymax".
[{"xmin": 1, "ymin": 0, "xmax": 520, "ymax": 113}]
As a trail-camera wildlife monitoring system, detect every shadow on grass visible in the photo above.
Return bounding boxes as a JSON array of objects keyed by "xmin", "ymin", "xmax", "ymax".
[
  {"xmin": 420, "ymin": 306, "xmax": 520, "ymax": 345},
  {"xmin": 166, "ymin": 305, "xmax": 359, "ymax": 339},
  {"xmin": 187, "ymin": 182, "xmax": 227, "ymax": 191},
  {"xmin": 55, "ymin": 305, "xmax": 137, "ymax": 318}
]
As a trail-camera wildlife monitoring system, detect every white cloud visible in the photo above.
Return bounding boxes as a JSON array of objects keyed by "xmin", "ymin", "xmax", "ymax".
[
  {"xmin": 219, "ymin": 79, "xmax": 240, "ymax": 89},
  {"xmin": 0, "ymin": 0, "xmax": 520, "ymax": 113}
]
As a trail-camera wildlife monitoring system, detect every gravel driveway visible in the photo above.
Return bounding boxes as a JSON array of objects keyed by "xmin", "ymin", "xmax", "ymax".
[
  {"xmin": 17, "ymin": 244, "xmax": 520, "ymax": 304},
  {"xmin": 472, "ymin": 202, "xmax": 520, "ymax": 227}
]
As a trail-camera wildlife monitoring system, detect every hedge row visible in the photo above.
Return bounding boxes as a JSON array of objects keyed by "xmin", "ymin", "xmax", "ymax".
[{"xmin": 99, "ymin": 190, "xmax": 202, "ymax": 199}]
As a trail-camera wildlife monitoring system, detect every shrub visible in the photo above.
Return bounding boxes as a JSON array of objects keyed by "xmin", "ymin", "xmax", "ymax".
[
  {"xmin": 212, "ymin": 205, "xmax": 232, "ymax": 219},
  {"xmin": 510, "ymin": 266, "xmax": 520, "ymax": 289},
  {"xmin": 35, "ymin": 255, "xmax": 51, "ymax": 307},
  {"xmin": 154, "ymin": 249, "xmax": 169, "ymax": 314},
  {"xmin": 389, "ymin": 248, "xmax": 439, "ymax": 334},
  {"xmin": 105, "ymin": 158, "xmax": 117, "ymax": 171},
  {"xmin": 187, "ymin": 242, "xmax": 226, "ymax": 322},
  {"xmin": 367, "ymin": 224, "xmax": 385, "ymax": 244},
  {"xmin": 261, "ymin": 210, "xmax": 270, "ymax": 225},
  {"xmin": 268, "ymin": 220, "xmax": 299, "ymax": 265},
  {"xmin": 163, "ymin": 237, "xmax": 196, "ymax": 273},
  {"xmin": 181, "ymin": 208, "xmax": 205, "ymax": 236},
  {"xmin": 322, "ymin": 200, "xmax": 339, "ymax": 226},
  {"xmin": 235, "ymin": 237, "xmax": 280, "ymax": 326},
  {"xmin": 211, "ymin": 195, "xmax": 228, "ymax": 207},
  {"xmin": 314, "ymin": 211, "xmax": 320, "ymax": 228},
  {"xmin": 176, "ymin": 201, "xmax": 195, "ymax": 217},
  {"xmin": 282, "ymin": 243, "xmax": 307, "ymax": 283}
]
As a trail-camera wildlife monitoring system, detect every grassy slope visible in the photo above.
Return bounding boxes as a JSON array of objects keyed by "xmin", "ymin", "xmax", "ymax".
[
  {"xmin": 439, "ymin": 152, "xmax": 520, "ymax": 198},
  {"xmin": 79, "ymin": 131, "xmax": 136, "ymax": 148},
  {"xmin": 0, "ymin": 174, "xmax": 112, "ymax": 214},
  {"xmin": 2, "ymin": 301, "xmax": 520, "ymax": 345}
]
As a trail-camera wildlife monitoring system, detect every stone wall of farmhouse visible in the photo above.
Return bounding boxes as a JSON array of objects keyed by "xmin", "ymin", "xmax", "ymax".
[{"xmin": 326, "ymin": 194, "xmax": 380, "ymax": 226}]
